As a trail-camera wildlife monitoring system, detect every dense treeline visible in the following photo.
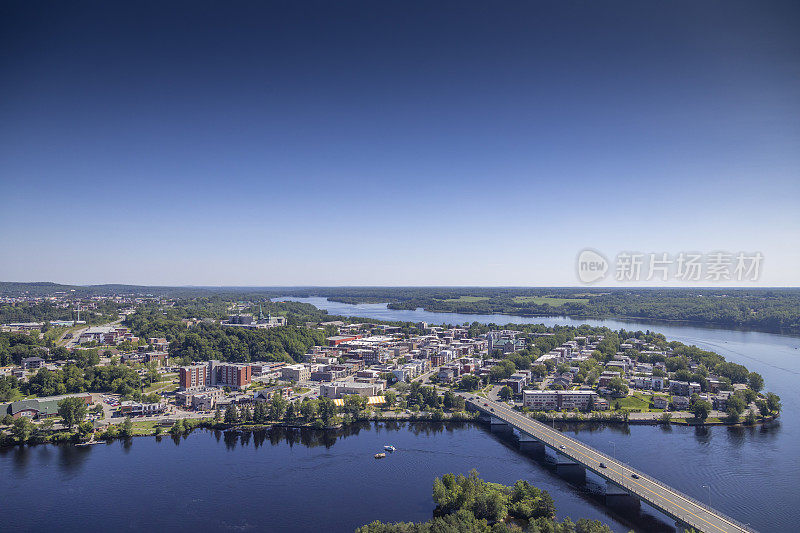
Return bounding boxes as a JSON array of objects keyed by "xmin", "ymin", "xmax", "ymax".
[
  {"xmin": 0, "ymin": 363, "xmax": 142, "ymax": 401},
  {"xmin": 273, "ymin": 287, "xmax": 800, "ymax": 333},
  {"xmin": 22, "ymin": 364, "xmax": 142, "ymax": 397},
  {"xmin": 4, "ymin": 284, "xmax": 798, "ymax": 332},
  {"xmin": 126, "ymin": 301, "xmax": 331, "ymax": 364},
  {"xmin": 0, "ymin": 300, "xmax": 122, "ymax": 325},
  {"xmin": 168, "ymin": 324, "xmax": 326, "ymax": 364},
  {"xmin": 357, "ymin": 470, "xmax": 611, "ymax": 533}
]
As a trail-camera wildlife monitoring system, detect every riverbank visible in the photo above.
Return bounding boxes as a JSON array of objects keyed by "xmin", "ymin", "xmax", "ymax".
[
  {"xmin": 0, "ymin": 406, "xmax": 778, "ymax": 449},
  {"xmin": 378, "ymin": 301, "xmax": 800, "ymax": 336}
]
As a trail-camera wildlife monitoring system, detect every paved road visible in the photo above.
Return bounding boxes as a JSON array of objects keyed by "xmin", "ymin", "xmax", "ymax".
[
  {"xmin": 461, "ymin": 394, "xmax": 755, "ymax": 533},
  {"xmin": 62, "ymin": 316, "xmax": 125, "ymax": 348}
]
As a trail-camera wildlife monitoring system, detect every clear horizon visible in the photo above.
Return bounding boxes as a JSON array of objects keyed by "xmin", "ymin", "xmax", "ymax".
[{"xmin": 2, "ymin": 1, "xmax": 798, "ymax": 286}]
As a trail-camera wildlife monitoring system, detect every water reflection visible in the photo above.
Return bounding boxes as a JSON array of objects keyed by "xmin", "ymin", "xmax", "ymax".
[
  {"xmin": 0, "ymin": 421, "xmax": 786, "ymax": 532},
  {"xmin": 693, "ymin": 426, "xmax": 711, "ymax": 444}
]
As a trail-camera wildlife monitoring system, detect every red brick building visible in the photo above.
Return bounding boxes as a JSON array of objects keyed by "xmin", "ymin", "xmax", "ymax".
[
  {"xmin": 215, "ymin": 363, "xmax": 252, "ymax": 389},
  {"xmin": 179, "ymin": 364, "xmax": 207, "ymax": 390}
]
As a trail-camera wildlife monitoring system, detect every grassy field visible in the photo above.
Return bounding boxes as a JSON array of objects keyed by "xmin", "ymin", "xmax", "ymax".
[
  {"xmin": 512, "ymin": 296, "xmax": 589, "ymax": 306},
  {"xmin": 440, "ymin": 296, "xmax": 490, "ymax": 303},
  {"xmin": 611, "ymin": 393, "xmax": 654, "ymax": 411},
  {"xmin": 128, "ymin": 420, "xmax": 160, "ymax": 435},
  {"xmin": 143, "ymin": 376, "xmax": 178, "ymax": 394}
]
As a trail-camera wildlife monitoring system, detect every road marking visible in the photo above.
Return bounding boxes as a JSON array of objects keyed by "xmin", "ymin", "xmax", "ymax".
[{"xmin": 472, "ymin": 397, "xmax": 749, "ymax": 533}]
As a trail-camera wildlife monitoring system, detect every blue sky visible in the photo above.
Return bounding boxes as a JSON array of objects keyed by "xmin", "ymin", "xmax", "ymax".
[{"xmin": 1, "ymin": 1, "xmax": 798, "ymax": 286}]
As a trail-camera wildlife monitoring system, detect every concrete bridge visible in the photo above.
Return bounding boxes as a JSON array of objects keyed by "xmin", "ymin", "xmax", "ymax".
[{"xmin": 464, "ymin": 394, "xmax": 756, "ymax": 533}]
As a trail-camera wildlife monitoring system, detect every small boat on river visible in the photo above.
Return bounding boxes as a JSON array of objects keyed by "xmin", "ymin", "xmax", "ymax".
[{"xmin": 374, "ymin": 453, "xmax": 386, "ymax": 459}]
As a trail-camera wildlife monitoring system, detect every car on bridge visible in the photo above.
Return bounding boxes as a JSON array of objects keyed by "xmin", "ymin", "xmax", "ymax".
[{"xmin": 599, "ymin": 462, "xmax": 607, "ymax": 468}]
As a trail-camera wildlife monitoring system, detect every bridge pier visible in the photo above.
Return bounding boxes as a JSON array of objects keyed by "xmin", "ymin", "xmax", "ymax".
[
  {"xmin": 517, "ymin": 432, "xmax": 545, "ymax": 453},
  {"xmin": 605, "ymin": 481, "xmax": 640, "ymax": 509},
  {"xmin": 554, "ymin": 452, "xmax": 585, "ymax": 480},
  {"xmin": 489, "ymin": 417, "xmax": 513, "ymax": 433}
]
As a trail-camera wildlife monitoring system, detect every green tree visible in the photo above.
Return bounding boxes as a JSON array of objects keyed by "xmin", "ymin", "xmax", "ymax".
[
  {"xmin": 383, "ymin": 390, "xmax": 396, "ymax": 408},
  {"xmin": 727, "ymin": 395, "xmax": 746, "ymax": 415},
  {"xmin": 224, "ymin": 404, "xmax": 239, "ymax": 424},
  {"xmin": 747, "ymin": 372, "xmax": 764, "ymax": 393},
  {"xmin": 608, "ymin": 377, "xmax": 629, "ymax": 397},
  {"xmin": 443, "ymin": 390, "xmax": 456, "ymax": 409},
  {"xmin": 213, "ymin": 405, "xmax": 222, "ymax": 422},
  {"xmin": 121, "ymin": 416, "xmax": 133, "ymax": 437},
  {"xmin": 299, "ymin": 398, "xmax": 317, "ymax": 420},
  {"xmin": 766, "ymin": 392, "xmax": 782, "ymax": 413},
  {"xmin": 692, "ymin": 400, "xmax": 711, "ymax": 421},
  {"xmin": 343, "ymin": 394, "xmax": 367, "ymax": 413},
  {"xmin": 57, "ymin": 397, "xmax": 88, "ymax": 429},
  {"xmin": 452, "ymin": 395, "xmax": 466, "ymax": 411},
  {"xmin": 725, "ymin": 407, "xmax": 740, "ymax": 424},
  {"xmin": 253, "ymin": 401, "xmax": 268, "ymax": 423},
  {"xmin": 269, "ymin": 393, "xmax": 289, "ymax": 420},
  {"xmin": 459, "ymin": 374, "xmax": 481, "ymax": 391},
  {"xmin": 318, "ymin": 397, "xmax": 337, "ymax": 424},
  {"xmin": 499, "ymin": 386, "xmax": 513, "ymax": 401},
  {"xmin": 12, "ymin": 417, "xmax": 33, "ymax": 442}
]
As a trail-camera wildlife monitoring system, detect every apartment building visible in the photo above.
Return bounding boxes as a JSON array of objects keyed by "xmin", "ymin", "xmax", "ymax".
[
  {"xmin": 179, "ymin": 364, "xmax": 207, "ymax": 391},
  {"xmin": 523, "ymin": 390, "xmax": 597, "ymax": 411}
]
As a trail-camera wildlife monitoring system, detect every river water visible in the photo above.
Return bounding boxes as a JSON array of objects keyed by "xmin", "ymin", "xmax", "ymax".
[
  {"xmin": 280, "ymin": 297, "xmax": 800, "ymax": 531},
  {"xmin": 1, "ymin": 298, "xmax": 797, "ymax": 532}
]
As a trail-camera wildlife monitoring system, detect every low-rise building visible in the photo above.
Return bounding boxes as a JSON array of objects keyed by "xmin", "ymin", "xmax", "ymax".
[
  {"xmin": 652, "ymin": 396, "xmax": 668, "ymax": 410},
  {"xmin": 281, "ymin": 364, "xmax": 310, "ymax": 382},
  {"xmin": 176, "ymin": 388, "xmax": 225, "ymax": 410},
  {"xmin": 253, "ymin": 386, "xmax": 291, "ymax": 402},
  {"xmin": 522, "ymin": 390, "xmax": 597, "ymax": 411},
  {"xmin": 120, "ymin": 401, "xmax": 167, "ymax": 416},
  {"xmin": 505, "ymin": 372, "xmax": 529, "ymax": 394},
  {"xmin": 21, "ymin": 356, "xmax": 45, "ymax": 370},
  {"xmin": 319, "ymin": 381, "xmax": 384, "ymax": 399},
  {"xmin": 672, "ymin": 396, "xmax": 691, "ymax": 410},
  {"xmin": 669, "ymin": 381, "xmax": 700, "ymax": 396}
]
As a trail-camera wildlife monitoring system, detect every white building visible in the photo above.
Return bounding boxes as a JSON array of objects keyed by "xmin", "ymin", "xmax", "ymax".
[{"xmin": 523, "ymin": 390, "xmax": 597, "ymax": 411}]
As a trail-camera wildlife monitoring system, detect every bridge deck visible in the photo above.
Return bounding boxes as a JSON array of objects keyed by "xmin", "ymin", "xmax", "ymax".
[{"xmin": 464, "ymin": 395, "xmax": 756, "ymax": 533}]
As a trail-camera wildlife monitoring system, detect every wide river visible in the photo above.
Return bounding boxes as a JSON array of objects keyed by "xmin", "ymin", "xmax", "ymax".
[{"xmin": 1, "ymin": 298, "xmax": 798, "ymax": 532}]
